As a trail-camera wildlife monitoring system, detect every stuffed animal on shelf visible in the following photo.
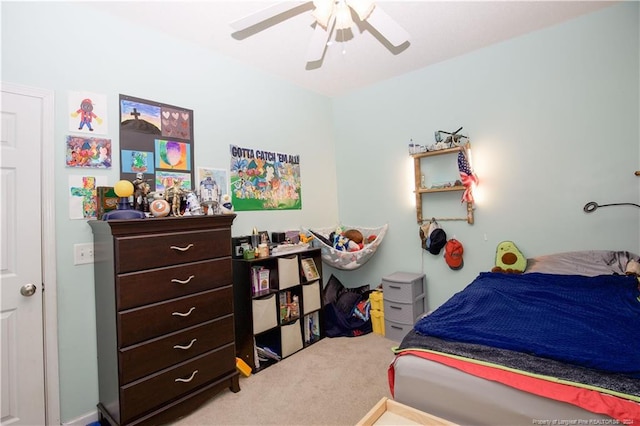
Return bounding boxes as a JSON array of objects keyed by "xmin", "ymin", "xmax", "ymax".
[
  {"xmin": 492, "ymin": 241, "xmax": 527, "ymax": 273},
  {"xmin": 343, "ymin": 229, "xmax": 364, "ymax": 245},
  {"xmin": 332, "ymin": 233, "xmax": 360, "ymax": 252},
  {"xmin": 220, "ymin": 194, "xmax": 234, "ymax": 214}
]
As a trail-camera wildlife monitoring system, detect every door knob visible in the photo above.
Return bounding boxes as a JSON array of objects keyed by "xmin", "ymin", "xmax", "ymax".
[{"xmin": 20, "ymin": 283, "xmax": 37, "ymax": 297}]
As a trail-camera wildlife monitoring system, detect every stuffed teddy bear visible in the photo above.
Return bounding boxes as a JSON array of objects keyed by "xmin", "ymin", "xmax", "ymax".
[{"xmin": 492, "ymin": 241, "xmax": 527, "ymax": 273}]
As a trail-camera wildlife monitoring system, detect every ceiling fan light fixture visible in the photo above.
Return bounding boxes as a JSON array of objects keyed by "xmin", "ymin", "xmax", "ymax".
[
  {"xmin": 312, "ymin": 0, "xmax": 335, "ymax": 29},
  {"xmin": 347, "ymin": 0, "xmax": 376, "ymax": 21},
  {"xmin": 335, "ymin": 0, "xmax": 354, "ymax": 30}
]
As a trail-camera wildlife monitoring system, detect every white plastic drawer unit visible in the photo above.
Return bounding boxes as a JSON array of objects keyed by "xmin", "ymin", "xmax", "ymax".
[
  {"xmin": 384, "ymin": 298, "xmax": 425, "ymax": 324},
  {"xmin": 385, "ymin": 320, "xmax": 414, "ymax": 343},
  {"xmin": 381, "ymin": 272, "xmax": 426, "ymax": 303}
]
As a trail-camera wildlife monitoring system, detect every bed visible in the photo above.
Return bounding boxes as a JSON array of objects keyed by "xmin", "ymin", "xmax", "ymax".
[{"xmin": 389, "ymin": 250, "xmax": 640, "ymax": 425}]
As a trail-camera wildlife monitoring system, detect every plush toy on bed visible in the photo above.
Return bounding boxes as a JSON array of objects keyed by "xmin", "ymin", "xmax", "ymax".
[
  {"xmin": 492, "ymin": 241, "xmax": 527, "ymax": 273},
  {"xmin": 626, "ymin": 259, "xmax": 640, "ymax": 276},
  {"xmin": 626, "ymin": 259, "xmax": 640, "ymax": 289}
]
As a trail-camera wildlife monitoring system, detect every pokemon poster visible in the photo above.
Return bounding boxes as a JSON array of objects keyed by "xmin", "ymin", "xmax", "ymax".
[{"xmin": 229, "ymin": 144, "xmax": 301, "ymax": 211}]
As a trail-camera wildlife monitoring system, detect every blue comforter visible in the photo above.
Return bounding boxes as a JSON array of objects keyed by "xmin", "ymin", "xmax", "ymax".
[{"xmin": 414, "ymin": 272, "xmax": 640, "ymax": 378}]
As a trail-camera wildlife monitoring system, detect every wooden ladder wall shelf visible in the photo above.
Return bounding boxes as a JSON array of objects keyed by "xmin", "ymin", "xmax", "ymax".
[{"xmin": 412, "ymin": 144, "xmax": 474, "ymax": 225}]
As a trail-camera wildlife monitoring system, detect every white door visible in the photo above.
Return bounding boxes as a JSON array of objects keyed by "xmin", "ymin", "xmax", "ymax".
[{"xmin": 1, "ymin": 86, "xmax": 47, "ymax": 425}]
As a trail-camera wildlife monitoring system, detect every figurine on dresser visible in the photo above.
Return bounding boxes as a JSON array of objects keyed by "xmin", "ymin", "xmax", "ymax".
[
  {"xmin": 199, "ymin": 175, "xmax": 220, "ymax": 215},
  {"xmin": 163, "ymin": 177, "xmax": 187, "ymax": 216},
  {"xmin": 132, "ymin": 173, "xmax": 151, "ymax": 213}
]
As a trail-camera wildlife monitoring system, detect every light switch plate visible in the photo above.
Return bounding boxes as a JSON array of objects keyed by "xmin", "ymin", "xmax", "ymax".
[{"xmin": 74, "ymin": 243, "xmax": 94, "ymax": 265}]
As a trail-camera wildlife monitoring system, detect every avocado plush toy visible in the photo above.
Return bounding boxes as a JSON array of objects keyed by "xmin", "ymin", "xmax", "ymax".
[{"xmin": 492, "ymin": 241, "xmax": 527, "ymax": 273}]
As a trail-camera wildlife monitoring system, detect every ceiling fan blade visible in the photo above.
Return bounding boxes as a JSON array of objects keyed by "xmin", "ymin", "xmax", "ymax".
[
  {"xmin": 230, "ymin": 2, "xmax": 306, "ymax": 32},
  {"xmin": 365, "ymin": 5, "xmax": 410, "ymax": 47},
  {"xmin": 306, "ymin": 16, "xmax": 335, "ymax": 63}
]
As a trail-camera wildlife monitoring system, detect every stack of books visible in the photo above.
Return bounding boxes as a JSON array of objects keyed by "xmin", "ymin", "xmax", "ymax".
[{"xmin": 251, "ymin": 266, "xmax": 270, "ymax": 294}]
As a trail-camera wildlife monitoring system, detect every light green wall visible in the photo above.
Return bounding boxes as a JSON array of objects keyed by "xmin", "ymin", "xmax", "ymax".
[
  {"xmin": 2, "ymin": 1, "xmax": 639, "ymax": 423},
  {"xmin": 2, "ymin": 1, "xmax": 337, "ymax": 422},
  {"xmin": 331, "ymin": 2, "xmax": 640, "ymax": 308}
]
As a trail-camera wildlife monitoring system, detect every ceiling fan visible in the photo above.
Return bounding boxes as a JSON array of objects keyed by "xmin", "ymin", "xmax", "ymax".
[{"xmin": 230, "ymin": 0, "xmax": 411, "ymax": 64}]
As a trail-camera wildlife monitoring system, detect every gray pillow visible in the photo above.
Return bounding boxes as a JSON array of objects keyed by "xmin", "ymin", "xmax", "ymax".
[{"xmin": 525, "ymin": 250, "xmax": 640, "ymax": 276}]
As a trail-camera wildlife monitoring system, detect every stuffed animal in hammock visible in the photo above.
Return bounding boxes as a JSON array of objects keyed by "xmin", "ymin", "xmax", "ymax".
[{"xmin": 492, "ymin": 241, "xmax": 527, "ymax": 273}]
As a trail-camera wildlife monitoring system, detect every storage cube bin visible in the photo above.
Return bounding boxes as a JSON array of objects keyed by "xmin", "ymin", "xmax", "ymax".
[
  {"xmin": 252, "ymin": 294, "xmax": 278, "ymax": 334},
  {"xmin": 277, "ymin": 256, "xmax": 300, "ymax": 290},
  {"xmin": 371, "ymin": 310, "xmax": 385, "ymax": 336},
  {"xmin": 382, "ymin": 272, "xmax": 425, "ymax": 303},
  {"xmin": 369, "ymin": 290, "xmax": 384, "ymax": 312},
  {"xmin": 302, "ymin": 281, "xmax": 321, "ymax": 314},
  {"xmin": 280, "ymin": 319, "xmax": 303, "ymax": 357}
]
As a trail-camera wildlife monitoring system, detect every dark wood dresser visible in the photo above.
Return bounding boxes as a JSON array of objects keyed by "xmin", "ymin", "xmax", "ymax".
[{"xmin": 89, "ymin": 215, "xmax": 238, "ymax": 426}]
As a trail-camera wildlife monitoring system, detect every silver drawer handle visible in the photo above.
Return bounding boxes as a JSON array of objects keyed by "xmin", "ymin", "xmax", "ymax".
[
  {"xmin": 171, "ymin": 275, "xmax": 195, "ymax": 285},
  {"xmin": 173, "ymin": 339, "xmax": 197, "ymax": 350},
  {"xmin": 175, "ymin": 370, "xmax": 198, "ymax": 383},
  {"xmin": 170, "ymin": 244, "xmax": 194, "ymax": 252},
  {"xmin": 389, "ymin": 285, "xmax": 401, "ymax": 289},
  {"xmin": 390, "ymin": 305, "xmax": 402, "ymax": 310},
  {"xmin": 172, "ymin": 307, "xmax": 195, "ymax": 317}
]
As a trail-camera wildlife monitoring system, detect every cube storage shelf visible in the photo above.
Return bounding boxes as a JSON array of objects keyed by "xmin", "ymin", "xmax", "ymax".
[{"xmin": 233, "ymin": 247, "xmax": 323, "ymax": 372}]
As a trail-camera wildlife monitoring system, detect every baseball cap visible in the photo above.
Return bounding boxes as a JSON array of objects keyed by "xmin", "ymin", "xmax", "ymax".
[
  {"xmin": 427, "ymin": 226, "xmax": 447, "ymax": 255},
  {"xmin": 444, "ymin": 239, "xmax": 464, "ymax": 270}
]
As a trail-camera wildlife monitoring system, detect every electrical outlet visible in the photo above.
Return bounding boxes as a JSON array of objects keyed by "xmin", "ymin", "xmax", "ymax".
[{"xmin": 74, "ymin": 243, "xmax": 94, "ymax": 265}]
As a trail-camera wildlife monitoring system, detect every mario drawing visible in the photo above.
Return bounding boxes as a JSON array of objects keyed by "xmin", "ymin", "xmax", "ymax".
[{"xmin": 71, "ymin": 98, "xmax": 102, "ymax": 131}]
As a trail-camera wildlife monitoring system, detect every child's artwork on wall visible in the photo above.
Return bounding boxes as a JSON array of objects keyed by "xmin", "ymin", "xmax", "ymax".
[
  {"xmin": 121, "ymin": 149, "xmax": 154, "ymax": 174},
  {"xmin": 119, "ymin": 94, "xmax": 194, "ymax": 193},
  {"xmin": 65, "ymin": 136, "xmax": 112, "ymax": 168},
  {"xmin": 68, "ymin": 92, "xmax": 108, "ymax": 135},
  {"xmin": 197, "ymin": 167, "xmax": 228, "ymax": 209},
  {"xmin": 229, "ymin": 144, "xmax": 302, "ymax": 211},
  {"xmin": 161, "ymin": 107, "xmax": 191, "ymax": 140},
  {"xmin": 68, "ymin": 174, "xmax": 107, "ymax": 219},
  {"xmin": 155, "ymin": 171, "xmax": 192, "ymax": 193},
  {"xmin": 155, "ymin": 139, "xmax": 191, "ymax": 170}
]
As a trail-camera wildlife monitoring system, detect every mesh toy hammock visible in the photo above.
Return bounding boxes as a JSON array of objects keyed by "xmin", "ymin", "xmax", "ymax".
[{"xmin": 302, "ymin": 224, "xmax": 388, "ymax": 271}]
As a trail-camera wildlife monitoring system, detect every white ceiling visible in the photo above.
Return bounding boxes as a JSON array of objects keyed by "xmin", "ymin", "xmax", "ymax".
[{"xmin": 84, "ymin": 1, "xmax": 616, "ymax": 97}]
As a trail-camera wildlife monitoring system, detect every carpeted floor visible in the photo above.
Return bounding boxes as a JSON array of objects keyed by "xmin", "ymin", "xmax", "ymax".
[{"xmin": 173, "ymin": 332, "xmax": 398, "ymax": 425}]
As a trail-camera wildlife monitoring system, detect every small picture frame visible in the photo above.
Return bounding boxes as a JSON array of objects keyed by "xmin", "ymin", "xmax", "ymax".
[
  {"xmin": 259, "ymin": 230, "xmax": 270, "ymax": 244},
  {"xmin": 301, "ymin": 258, "xmax": 319, "ymax": 281}
]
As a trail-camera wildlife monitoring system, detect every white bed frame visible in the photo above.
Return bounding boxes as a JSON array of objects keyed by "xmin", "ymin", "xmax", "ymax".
[{"xmin": 392, "ymin": 353, "xmax": 613, "ymax": 425}]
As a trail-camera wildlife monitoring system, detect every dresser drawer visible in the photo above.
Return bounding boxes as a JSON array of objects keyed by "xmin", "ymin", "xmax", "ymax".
[
  {"xmin": 118, "ymin": 286, "xmax": 233, "ymax": 347},
  {"xmin": 120, "ymin": 343, "xmax": 236, "ymax": 424},
  {"xmin": 119, "ymin": 314, "xmax": 234, "ymax": 384},
  {"xmin": 117, "ymin": 258, "xmax": 232, "ymax": 310},
  {"xmin": 383, "ymin": 298, "xmax": 425, "ymax": 324},
  {"xmin": 116, "ymin": 228, "xmax": 231, "ymax": 273}
]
